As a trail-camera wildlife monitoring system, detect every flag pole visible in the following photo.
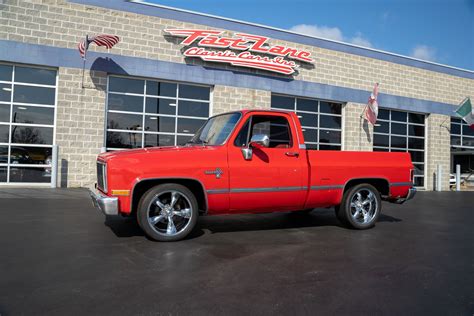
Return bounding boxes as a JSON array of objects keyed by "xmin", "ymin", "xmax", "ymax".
[{"xmin": 81, "ymin": 35, "xmax": 88, "ymax": 89}]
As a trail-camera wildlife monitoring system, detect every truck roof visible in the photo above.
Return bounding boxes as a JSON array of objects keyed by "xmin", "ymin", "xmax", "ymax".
[{"xmin": 219, "ymin": 109, "xmax": 295, "ymax": 116}]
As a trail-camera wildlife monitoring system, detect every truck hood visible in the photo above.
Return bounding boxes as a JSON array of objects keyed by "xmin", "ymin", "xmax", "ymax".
[{"xmin": 98, "ymin": 145, "xmax": 218, "ymax": 162}]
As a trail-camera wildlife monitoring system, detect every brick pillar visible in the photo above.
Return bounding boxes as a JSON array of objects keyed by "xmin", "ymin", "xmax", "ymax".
[
  {"xmin": 343, "ymin": 102, "xmax": 373, "ymax": 151},
  {"xmin": 425, "ymin": 113, "xmax": 451, "ymax": 191},
  {"xmin": 56, "ymin": 67, "xmax": 107, "ymax": 188},
  {"xmin": 212, "ymin": 86, "xmax": 270, "ymax": 115}
]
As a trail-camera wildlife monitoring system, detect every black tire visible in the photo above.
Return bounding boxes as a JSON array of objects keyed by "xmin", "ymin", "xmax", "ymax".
[
  {"xmin": 336, "ymin": 183, "xmax": 381, "ymax": 229},
  {"xmin": 334, "ymin": 205, "xmax": 345, "ymax": 224},
  {"xmin": 137, "ymin": 183, "xmax": 198, "ymax": 241}
]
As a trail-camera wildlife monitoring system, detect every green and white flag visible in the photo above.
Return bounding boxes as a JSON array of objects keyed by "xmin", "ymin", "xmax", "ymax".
[{"xmin": 455, "ymin": 97, "xmax": 474, "ymax": 128}]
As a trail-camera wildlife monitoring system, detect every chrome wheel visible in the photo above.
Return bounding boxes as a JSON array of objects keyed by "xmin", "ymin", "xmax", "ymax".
[
  {"xmin": 147, "ymin": 190, "xmax": 193, "ymax": 236},
  {"xmin": 350, "ymin": 189, "xmax": 378, "ymax": 224}
]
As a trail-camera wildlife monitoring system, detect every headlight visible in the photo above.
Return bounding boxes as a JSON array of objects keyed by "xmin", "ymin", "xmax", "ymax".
[{"xmin": 97, "ymin": 161, "xmax": 107, "ymax": 193}]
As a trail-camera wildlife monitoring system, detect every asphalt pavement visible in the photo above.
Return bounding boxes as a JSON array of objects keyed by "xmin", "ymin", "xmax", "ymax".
[{"xmin": 0, "ymin": 189, "xmax": 473, "ymax": 315}]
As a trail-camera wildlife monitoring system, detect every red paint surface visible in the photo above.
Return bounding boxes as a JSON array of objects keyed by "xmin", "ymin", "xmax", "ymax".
[{"xmin": 97, "ymin": 110, "xmax": 414, "ymax": 215}]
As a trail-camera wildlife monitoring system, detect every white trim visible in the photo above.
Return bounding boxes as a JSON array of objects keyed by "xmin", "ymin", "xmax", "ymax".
[
  {"xmin": 0, "ymin": 81, "xmax": 56, "ymax": 88},
  {"xmin": 131, "ymin": 0, "xmax": 474, "ymax": 74},
  {"xmin": 0, "ymin": 164, "xmax": 52, "ymax": 168},
  {"xmin": 0, "ymin": 143, "xmax": 54, "ymax": 148},
  {"xmin": 0, "ymin": 101, "xmax": 55, "ymax": 108},
  {"xmin": 9, "ymin": 122, "xmax": 54, "ymax": 128},
  {"xmin": 0, "ymin": 63, "xmax": 57, "ymax": 185},
  {"xmin": 0, "ymin": 183, "xmax": 51, "ymax": 187}
]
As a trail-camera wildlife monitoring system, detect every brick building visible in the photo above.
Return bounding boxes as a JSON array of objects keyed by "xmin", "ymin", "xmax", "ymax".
[{"xmin": 0, "ymin": 0, "xmax": 473, "ymax": 190}]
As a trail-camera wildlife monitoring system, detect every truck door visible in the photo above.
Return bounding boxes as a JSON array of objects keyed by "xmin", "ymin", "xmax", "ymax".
[{"xmin": 227, "ymin": 113, "xmax": 307, "ymax": 212}]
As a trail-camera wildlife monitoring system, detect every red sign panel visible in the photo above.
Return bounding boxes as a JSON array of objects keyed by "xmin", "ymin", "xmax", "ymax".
[{"xmin": 165, "ymin": 29, "xmax": 314, "ymax": 75}]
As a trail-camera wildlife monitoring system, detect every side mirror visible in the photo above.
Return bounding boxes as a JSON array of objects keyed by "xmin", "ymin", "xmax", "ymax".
[
  {"xmin": 241, "ymin": 134, "xmax": 270, "ymax": 160},
  {"xmin": 249, "ymin": 134, "xmax": 270, "ymax": 148}
]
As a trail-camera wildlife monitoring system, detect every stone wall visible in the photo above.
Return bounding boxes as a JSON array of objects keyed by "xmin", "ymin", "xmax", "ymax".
[
  {"xmin": 55, "ymin": 67, "xmax": 107, "ymax": 187},
  {"xmin": 425, "ymin": 114, "xmax": 451, "ymax": 191},
  {"xmin": 342, "ymin": 103, "xmax": 373, "ymax": 151},
  {"xmin": 212, "ymin": 86, "xmax": 270, "ymax": 115}
]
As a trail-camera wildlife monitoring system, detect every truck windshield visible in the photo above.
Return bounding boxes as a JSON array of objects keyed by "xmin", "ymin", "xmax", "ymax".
[{"xmin": 187, "ymin": 112, "xmax": 241, "ymax": 146}]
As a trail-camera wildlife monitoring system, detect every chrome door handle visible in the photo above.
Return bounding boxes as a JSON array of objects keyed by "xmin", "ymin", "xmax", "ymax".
[{"xmin": 285, "ymin": 151, "xmax": 299, "ymax": 157}]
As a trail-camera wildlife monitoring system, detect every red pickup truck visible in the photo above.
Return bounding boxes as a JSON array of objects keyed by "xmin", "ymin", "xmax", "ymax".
[{"xmin": 91, "ymin": 110, "xmax": 416, "ymax": 241}]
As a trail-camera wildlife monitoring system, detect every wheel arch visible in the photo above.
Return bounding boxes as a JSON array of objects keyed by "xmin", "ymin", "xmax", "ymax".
[
  {"xmin": 130, "ymin": 177, "xmax": 208, "ymax": 216},
  {"xmin": 343, "ymin": 177, "xmax": 390, "ymax": 197}
]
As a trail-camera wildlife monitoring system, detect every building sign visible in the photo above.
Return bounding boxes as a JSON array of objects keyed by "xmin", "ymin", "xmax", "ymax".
[{"xmin": 164, "ymin": 29, "xmax": 314, "ymax": 75}]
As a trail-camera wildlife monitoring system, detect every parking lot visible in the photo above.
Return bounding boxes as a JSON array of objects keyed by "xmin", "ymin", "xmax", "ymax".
[{"xmin": 0, "ymin": 189, "xmax": 473, "ymax": 315}]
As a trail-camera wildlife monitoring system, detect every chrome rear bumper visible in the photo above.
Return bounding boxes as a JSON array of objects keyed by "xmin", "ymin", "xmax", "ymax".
[
  {"xmin": 394, "ymin": 187, "xmax": 417, "ymax": 204},
  {"xmin": 89, "ymin": 189, "xmax": 119, "ymax": 216}
]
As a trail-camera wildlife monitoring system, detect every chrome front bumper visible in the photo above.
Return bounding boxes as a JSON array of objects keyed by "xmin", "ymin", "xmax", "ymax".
[
  {"xmin": 394, "ymin": 187, "xmax": 417, "ymax": 204},
  {"xmin": 89, "ymin": 189, "xmax": 119, "ymax": 216}
]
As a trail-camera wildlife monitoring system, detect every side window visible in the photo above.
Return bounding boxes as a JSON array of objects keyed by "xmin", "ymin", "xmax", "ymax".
[
  {"xmin": 233, "ymin": 115, "xmax": 293, "ymax": 148},
  {"xmin": 251, "ymin": 116, "xmax": 292, "ymax": 148},
  {"xmin": 234, "ymin": 119, "xmax": 250, "ymax": 147}
]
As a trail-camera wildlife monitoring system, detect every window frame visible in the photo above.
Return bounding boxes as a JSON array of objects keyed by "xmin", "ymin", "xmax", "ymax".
[
  {"xmin": 270, "ymin": 93, "xmax": 343, "ymax": 150},
  {"xmin": 450, "ymin": 117, "xmax": 474, "ymax": 150},
  {"xmin": 0, "ymin": 62, "xmax": 58, "ymax": 185},
  {"xmin": 233, "ymin": 113, "xmax": 294, "ymax": 149},
  {"xmin": 105, "ymin": 75, "xmax": 212, "ymax": 150},
  {"xmin": 373, "ymin": 108, "xmax": 426, "ymax": 188}
]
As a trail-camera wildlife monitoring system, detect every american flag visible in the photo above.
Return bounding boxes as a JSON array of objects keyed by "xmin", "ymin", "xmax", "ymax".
[
  {"xmin": 78, "ymin": 34, "xmax": 120, "ymax": 59},
  {"xmin": 364, "ymin": 83, "xmax": 379, "ymax": 125}
]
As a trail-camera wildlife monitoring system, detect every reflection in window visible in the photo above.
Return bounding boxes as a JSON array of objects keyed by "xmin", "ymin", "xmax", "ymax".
[
  {"xmin": 145, "ymin": 116, "xmax": 175, "ymax": 133},
  {"xmin": 177, "ymin": 118, "xmax": 206, "ymax": 134},
  {"xmin": 450, "ymin": 117, "xmax": 474, "ymax": 173},
  {"xmin": 0, "ymin": 64, "xmax": 57, "ymax": 184},
  {"xmin": 250, "ymin": 115, "xmax": 292, "ymax": 148},
  {"xmin": 15, "ymin": 66, "xmax": 56, "ymax": 85},
  {"xmin": 144, "ymin": 134, "xmax": 174, "ymax": 147},
  {"xmin": 271, "ymin": 94, "xmax": 342, "ymax": 150},
  {"xmin": 11, "ymin": 126, "xmax": 53, "ymax": 145},
  {"xmin": 9, "ymin": 167, "xmax": 50, "ymax": 183},
  {"xmin": 107, "ymin": 112, "xmax": 142, "ymax": 131},
  {"xmin": 13, "ymin": 85, "xmax": 55, "ymax": 105},
  {"xmin": 12, "ymin": 105, "xmax": 54, "ymax": 125},
  {"xmin": 178, "ymin": 84, "xmax": 210, "ymax": 101},
  {"xmin": 374, "ymin": 108, "xmax": 425, "ymax": 188},
  {"xmin": 0, "ymin": 104, "xmax": 10, "ymax": 122},
  {"xmin": 178, "ymin": 100, "xmax": 209, "ymax": 117},
  {"xmin": 106, "ymin": 76, "xmax": 211, "ymax": 150},
  {"xmin": 0, "ymin": 65, "xmax": 13, "ymax": 81},
  {"xmin": 106, "ymin": 131, "xmax": 142, "ymax": 149},
  {"xmin": 108, "ymin": 94, "xmax": 143, "ymax": 113},
  {"xmin": 108, "ymin": 77, "xmax": 144, "ymax": 94},
  {"xmin": 0, "ymin": 83, "xmax": 12, "ymax": 102},
  {"xmin": 146, "ymin": 81, "xmax": 176, "ymax": 97},
  {"xmin": 145, "ymin": 98, "xmax": 176, "ymax": 115}
]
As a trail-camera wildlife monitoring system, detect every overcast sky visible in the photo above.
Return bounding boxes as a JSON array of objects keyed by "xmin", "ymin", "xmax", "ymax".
[{"xmin": 149, "ymin": 0, "xmax": 474, "ymax": 70}]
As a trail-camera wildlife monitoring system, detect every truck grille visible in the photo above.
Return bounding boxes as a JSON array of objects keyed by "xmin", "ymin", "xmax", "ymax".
[{"xmin": 97, "ymin": 162, "xmax": 107, "ymax": 192}]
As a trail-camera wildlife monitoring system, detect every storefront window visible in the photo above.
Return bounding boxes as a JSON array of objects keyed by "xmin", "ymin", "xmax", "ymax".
[
  {"xmin": 271, "ymin": 94, "xmax": 342, "ymax": 150},
  {"xmin": 106, "ymin": 76, "xmax": 211, "ymax": 150},
  {"xmin": 373, "ymin": 109, "xmax": 426, "ymax": 188},
  {"xmin": 450, "ymin": 117, "xmax": 474, "ymax": 173},
  {"xmin": 0, "ymin": 64, "xmax": 56, "ymax": 184}
]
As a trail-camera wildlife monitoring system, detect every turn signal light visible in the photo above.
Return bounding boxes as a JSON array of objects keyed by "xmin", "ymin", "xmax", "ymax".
[{"xmin": 111, "ymin": 190, "xmax": 130, "ymax": 196}]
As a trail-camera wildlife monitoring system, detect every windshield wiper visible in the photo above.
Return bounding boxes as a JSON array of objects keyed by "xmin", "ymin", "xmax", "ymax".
[{"xmin": 186, "ymin": 139, "xmax": 208, "ymax": 145}]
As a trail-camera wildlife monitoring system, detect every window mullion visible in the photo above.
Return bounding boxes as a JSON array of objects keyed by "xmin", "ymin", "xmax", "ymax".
[{"xmin": 6, "ymin": 65, "xmax": 15, "ymax": 183}]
